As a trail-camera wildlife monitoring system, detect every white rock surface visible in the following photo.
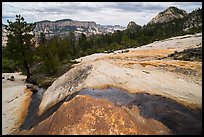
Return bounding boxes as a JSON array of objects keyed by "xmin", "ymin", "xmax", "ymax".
[
  {"xmin": 134, "ymin": 33, "xmax": 202, "ymax": 51},
  {"xmin": 2, "ymin": 73, "xmax": 32, "ymax": 135},
  {"xmin": 38, "ymin": 64, "xmax": 92, "ymax": 116},
  {"xmin": 83, "ymin": 60, "xmax": 202, "ymax": 108},
  {"xmin": 75, "ymin": 53, "xmax": 109, "ymax": 63}
]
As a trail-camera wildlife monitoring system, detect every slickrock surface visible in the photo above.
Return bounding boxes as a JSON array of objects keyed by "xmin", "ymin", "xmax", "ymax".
[
  {"xmin": 2, "ymin": 73, "xmax": 33, "ymax": 135},
  {"xmin": 38, "ymin": 33, "xmax": 202, "ymax": 116},
  {"xmin": 11, "ymin": 33, "xmax": 202, "ymax": 135}
]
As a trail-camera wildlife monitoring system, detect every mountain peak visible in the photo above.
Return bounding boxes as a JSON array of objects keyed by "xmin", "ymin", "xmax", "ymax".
[
  {"xmin": 127, "ymin": 21, "xmax": 137, "ymax": 28},
  {"xmin": 127, "ymin": 21, "xmax": 141, "ymax": 29},
  {"xmin": 148, "ymin": 6, "xmax": 187, "ymax": 25}
]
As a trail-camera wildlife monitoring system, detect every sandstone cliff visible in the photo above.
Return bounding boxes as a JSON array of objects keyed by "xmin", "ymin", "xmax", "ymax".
[{"xmin": 35, "ymin": 19, "xmax": 97, "ymax": 32}]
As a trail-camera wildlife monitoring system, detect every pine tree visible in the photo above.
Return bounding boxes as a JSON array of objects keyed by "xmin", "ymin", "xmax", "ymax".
[
  {"xmin": 38, "ymin": 33, "xmax": 59, "ymax": 75},
  {"xmin": 5, "ymin": 15, "xmax": 36, "ymax": 80}
]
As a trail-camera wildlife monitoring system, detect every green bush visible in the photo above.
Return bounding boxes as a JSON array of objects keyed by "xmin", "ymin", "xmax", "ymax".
[
  {"xmin": 43, "ymin": 54, "xmax": 60, "ymax": 75},
  {"xmin": 2, "ymin": 57, "xmax": 18, "ymax": 72}
]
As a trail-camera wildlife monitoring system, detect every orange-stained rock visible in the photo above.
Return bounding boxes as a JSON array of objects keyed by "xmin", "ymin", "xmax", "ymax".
[
  {"xmin": 29, "ymin": 95, "xmax": 171, "ymax": 135},
  {"xmin": 2, "ymin": 86, "xmax": 33, "ymax": 135}
]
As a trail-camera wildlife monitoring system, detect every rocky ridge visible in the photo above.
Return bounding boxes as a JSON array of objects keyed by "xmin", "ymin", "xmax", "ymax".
[{"xmin": 148, "ymin": 6, "xmax": 188, "ymax": 24}]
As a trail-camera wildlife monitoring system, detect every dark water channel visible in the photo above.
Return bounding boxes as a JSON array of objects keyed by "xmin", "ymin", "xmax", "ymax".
[
  {"xmin": 19, "ymin": 88, "xmax": 45, "ymax": 130},
  {"xmin": 19, "ymin": 87, "xmax": 80, "ymax": 131},
  {"xmin": 20, "ymin": 87, "xmax": 202, "ymax": 135}
]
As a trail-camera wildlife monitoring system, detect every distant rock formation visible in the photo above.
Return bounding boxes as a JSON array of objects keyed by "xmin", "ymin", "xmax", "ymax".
[
  {"xmin": 33, "ymin": 19, "xmax": 126, "ymax": 40},
  {"xmin": 35, "ymin": 19, "xmax": 97, "ymax": 32},
  {"xmin": 126, "ymin": 21, "xmax": 142, "ymax": 32},
  {"xmin": 33, "ymin": 19, "xmax": 97, "ymax": 38},
  {"xmin": 127, "ymin": 21, "xmax": 137, "ymax": 29},
  {"xmin": 2, "ymin": 24, "xmax": 8, "ymax": 47},
  {"xmin": 148, "ymin": 6, "xmax": 187, "ymax": 24}
]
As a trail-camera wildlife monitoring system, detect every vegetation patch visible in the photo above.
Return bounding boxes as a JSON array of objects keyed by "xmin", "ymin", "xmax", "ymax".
[{"xmin": 167, "ymin": 47, "xmax": 202, "ymax": 62}]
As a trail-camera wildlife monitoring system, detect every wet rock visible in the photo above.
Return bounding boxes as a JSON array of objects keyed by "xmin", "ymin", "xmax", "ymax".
[{"xmin": 19, "ymin": 88, "xmax": 46, "ymax": 131}]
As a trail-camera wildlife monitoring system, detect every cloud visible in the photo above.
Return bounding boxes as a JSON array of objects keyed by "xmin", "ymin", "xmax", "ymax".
[
  {"xmin": 2, "ymin": 15, "xmax": 14, "ymax": 19},
  {"xmin": 34, "ymin": 3, "xmax": 101, "ymax": 15},
  {"xmin": 2, "ymin": 2, "xmax": 202, "ymax": 26},
  {"xmin": 108, "ymin": 2, "xmax": 166, "ymax": 12},
  {"xmin": 171, "ymin": 2, "xmax": 202, "ymax": 12}
]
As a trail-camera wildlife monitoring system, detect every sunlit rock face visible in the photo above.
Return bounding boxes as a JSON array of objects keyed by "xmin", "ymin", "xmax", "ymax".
[
  {"xmin": 35, "ymin": 19, "xmax": 97, "ymax": 32},
  {"xmin": 148, "ymin": 6, "xmax": 187, "ymax": 24}
]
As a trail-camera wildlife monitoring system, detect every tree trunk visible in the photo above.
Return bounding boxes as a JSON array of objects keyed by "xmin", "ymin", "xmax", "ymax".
[
  {"xmin": 22, "ymin": 52, "xmax": 31, "ymax": 81},
  {"xmin": 24, "ymin": 59, "xmax": 31, "ymax": 80}
]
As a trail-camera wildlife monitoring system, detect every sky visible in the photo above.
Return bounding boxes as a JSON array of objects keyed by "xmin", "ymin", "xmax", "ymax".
[{"xmin": 2, "ymin": 2, "xmax": 202, "ymax": 27}]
